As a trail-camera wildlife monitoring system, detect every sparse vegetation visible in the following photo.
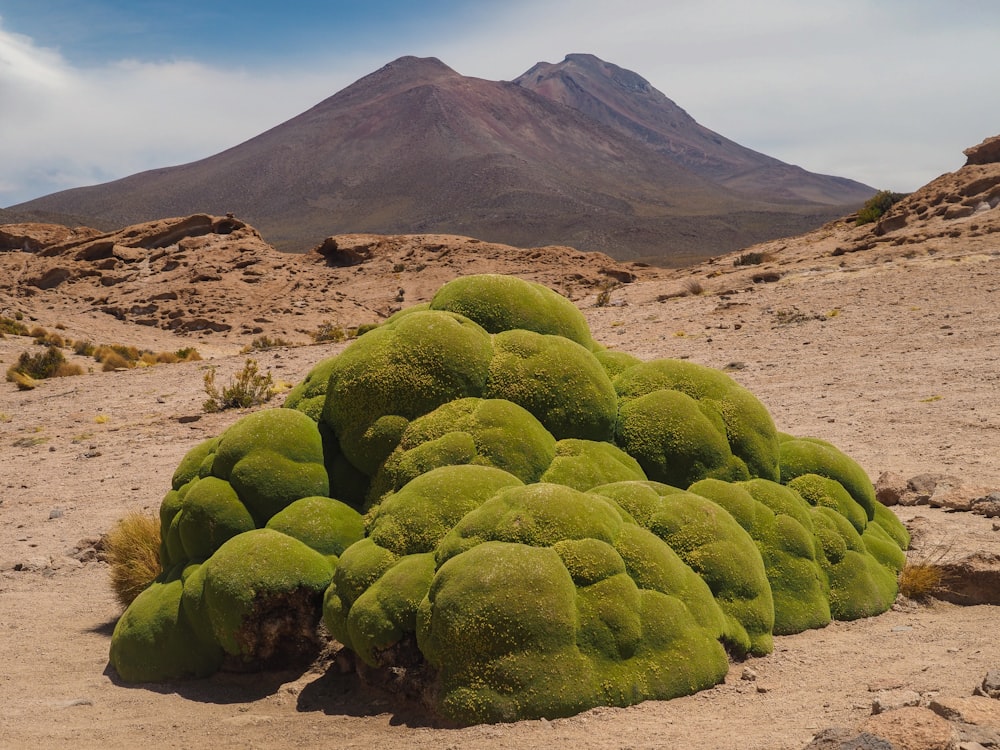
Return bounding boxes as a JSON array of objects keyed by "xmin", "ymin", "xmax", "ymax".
[
  {"xmin": 31, "ymin": 327, "xmax": 66, "ymax": 348},
  {"xmin": 203, "ymin": 358, "xmax": 275, "ymax": 412},
  {"xmin": 855, "ymin": 190, "xmax": 908, "ymax": 226},
  {"xmin": 6, "ymin": 346, "xmax": 84, "ymax": 387},
  {"xmin": 772, "ymin": 308, "xmax": 825, "ymax": 326},
  {"xmin": 595, "ymin": 280, "xmax": 622, "ymax": 307},
  {"xmin": 73, "ymin": 340, "xmax": 97, "ymax": 357},
  {"xmin": 733, "ymin": 251, "xmax": 770, "ymax": 267},
  {"xmin": 0, "ymin": 316, "xmax": 30, "ymax": 337},
  {"xmin": 684, "ymin": 279, "xmax": 705, "ymax": 296},
  {"xmin": 241, "ymin": 335, "xmax": 293, "ymax": 353},
  {"xmin": 105, "ymin": 512, "xmax": 163, "ymax": 609},
  {"xmin": 312, "ymin": 321, "xmax": 347, "ymax": 343}
]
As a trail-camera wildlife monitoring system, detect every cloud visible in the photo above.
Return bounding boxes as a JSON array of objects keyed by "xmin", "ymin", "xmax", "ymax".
[
  {"xmin": 426, "ymin": 0, "xmax": 998, "ymax": 190},
  {"xmin": 0, "ymin": 19, "xmax": 372, "ymax": 206}
]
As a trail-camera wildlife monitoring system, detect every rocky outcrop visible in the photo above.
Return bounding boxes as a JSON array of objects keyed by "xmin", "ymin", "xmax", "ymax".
[
  {"xmin": 0, "ymin": 218, "xmax": 651, "ymax": 343},
  {"xmin": 964, "ymin": 135, "xmax": 1000, "ymax": 166},
  {"xmin": 0, "ymin": 223, "xmax": 100, "ymax": 252}
]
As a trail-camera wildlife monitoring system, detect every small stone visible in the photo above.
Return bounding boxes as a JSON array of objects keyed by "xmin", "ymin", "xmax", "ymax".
[
  {"xmin": 872, "ymin": 689, "xmax": 922, "ymax": 714},
  {"xmin": 49, "ymin": 508, "xmax": 64, "ymax": 519},
  {"xmin": 975, "ymin": 670, "xmax": 1000, "ymax": 699},
  {"xmin": 875, "ymin": 471, "xmax": 907, "ymax": 506},
  {"xmin": 741, "ymin": 666, "xmax": 758, "ymax": 681}
]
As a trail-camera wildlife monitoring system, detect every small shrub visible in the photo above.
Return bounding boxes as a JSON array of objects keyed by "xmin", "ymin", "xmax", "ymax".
[
  {"xmin": 684, "ymin": 279, "xmax": 705, "ymax": 296},
  {"xmin": 855, "ymin": 190, "xmax": 907, "ymax": 226},
  {"xmin": 73, "ymin": 340, "xmax": 97, "ymax": 357},
  {"xmin": 203, "ymin": 358, "xmax": 274, "ymax": 412},
  {"xmin": 105, "ymin": 512, "xmax": 163, "ymax": 609},
  {"xmin": 241, "ymin": 335, "xmax": 292, "ymax": 353},
  {"xmin": 595, "ymin": 281, "xmax": 621, "ymax": 308},
  {"xmin": 175, "ymin": 347, "xmax": 202, "ymax": 362},
  {"xmin": 313, "ymin": 321, "xmax": 347, "ymax": 343},
  {"xmin": 733, "ymin": 252, "xmax": 769, "ymax": 267},
  {"xmin": 100, "ymin": 351, "xmax": 130, "ymax": 372},
  {"xmin": 6, "ymin": 346, "xmax": 83, "ymax": 383}
]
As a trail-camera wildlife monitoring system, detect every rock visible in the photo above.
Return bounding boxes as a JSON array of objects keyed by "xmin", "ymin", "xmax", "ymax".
[
  {"xmin": 861, "ymin": 706, "xmax": 955, "ymax": 750},
  {"xmin": 935, "ymin": 553, "xmax": 1000, "ymax": 605},
  {"xmin": 971, "ymin": 494, "xmax": 1000, "ymax": 518},
  {"xmin": 802, "ymin": 727, "xmax": 896, "ymax": 749},
  {"xmin": 741, "ymin": 666, "xmax": 758, "ymax": 681},
  {"xmin": 928, "ymin": 478, "xmax": 986, "ymax": 512},
  {"xmin": 876, "ymin": 471, "xmax": 908, "ymax": 506},
  {"xmin": 27, "ymin": 266, "xmax": 74, "ymax": 289},
  {"xmin": 974, "ymin": 671, "xmax": 1000, "ymax": 700},
  {"xmin": 964, "ymin": 135, "xmax": 1000, "ymax": 166},
  {"xmin": 906, "ymin": 474, "xmax": 965, "ymax": 506},
  {"xmin": 930, "ymin": 696, "xmax": 1000, "ymax": 728},
  {"xmin": 873, "ymin": 690, "xmax": 923, "ymax": 714},
  {"xmin": 0, "ymin": 223, "xmax": 99, "ymax": 252}
]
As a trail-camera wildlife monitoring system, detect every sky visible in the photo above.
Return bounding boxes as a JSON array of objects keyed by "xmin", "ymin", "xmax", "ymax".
[{"xmin": 1, "ymin": 0, "xmax": 998, "ymax": 207}]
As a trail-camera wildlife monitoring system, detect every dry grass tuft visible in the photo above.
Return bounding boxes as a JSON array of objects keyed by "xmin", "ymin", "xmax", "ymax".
[
  {"xmin": 105, "ymin": 512, "xmax": 162, "ymax": 609},
  {"xmin": 898, "ymin": 562, "xmax": 944, "ymax": 600},
  {"xmin": 898, "ymin": 541, "xmax": 954, "ymax": 601}
]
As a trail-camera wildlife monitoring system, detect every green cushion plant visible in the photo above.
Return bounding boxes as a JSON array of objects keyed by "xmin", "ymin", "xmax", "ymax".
[{"xmin": 109, "ymin": 273, "xmax": 908, "ymax": 726}]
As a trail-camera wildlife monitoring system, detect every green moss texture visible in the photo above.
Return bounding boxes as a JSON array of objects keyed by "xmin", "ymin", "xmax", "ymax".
[{"xmin": 111, "ymin": 273, "xmax": 908, "ymax": 726}]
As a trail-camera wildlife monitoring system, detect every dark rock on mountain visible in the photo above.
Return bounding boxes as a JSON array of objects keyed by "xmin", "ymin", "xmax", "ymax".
[{"xmin": 8, "ymin": 55, "xmax": 872, "ymax": 264}]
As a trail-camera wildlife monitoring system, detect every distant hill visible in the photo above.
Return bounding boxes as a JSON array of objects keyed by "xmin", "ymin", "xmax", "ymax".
[{"xmin": 8, "ymin": 55, "xmax": 873, "ymax": 264}]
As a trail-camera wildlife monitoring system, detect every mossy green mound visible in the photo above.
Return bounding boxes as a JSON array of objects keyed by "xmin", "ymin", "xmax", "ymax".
[
  {"xmin": 591, "ymin": 480, "xmax": 774, "ymax": 656},
  {"xmin": 429, "ymin": 274, "xmax": 596, "ymax": 349},
  {"xmin": 284, "ymin": 355, "xmax": 339, "ymax": 422},
  {"xmin": 209, "ymin": 408, "xmax": 330, "ymax": 526},
  {"xmin": 540, "ymin": 439, "xmax": 647, "ymax": 491},
  {"xmin": 199, "ymin": 529, "xmax": 334, "ymax": 661},
  {"xmin": 615, "ymin": 359, "xmax": 781, "ymax": 481},
  {"xmin": 688, "ymin": 478, "xmax": 831, "ymax": 635},
  {"xmin": 373, "ymin": 397, "xmax": 557, "ymax": 497},
  {"xmin": 110, "ymin": 273, "xmax": 909, "ymax": 725},
  {"xmin": 779, "ymin": 435, "xmax": 876, "ymax": 520},
  {"xmin": 483, "ymin": 329, "xmax": 617, "ymax": 441},
  {"xmin": 109, "ymin": 573, "xmax": 224, "ymax": 682},
  {"xmin": 367, "ymin": 465, "xmax": 524, "ymax": 556},
  {"xmin": 418, "ymin": 483, "xmax": 730, "ymax": 723},
  {"xmin": 321, "ymin": 310, "xmax": 494, "ymax": 476}
]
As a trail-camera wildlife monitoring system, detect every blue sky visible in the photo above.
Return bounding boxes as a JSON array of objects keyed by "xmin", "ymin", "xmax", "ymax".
[{"xmin": 1, "ymin": 0, "xmax": 998, "ymax": 207}]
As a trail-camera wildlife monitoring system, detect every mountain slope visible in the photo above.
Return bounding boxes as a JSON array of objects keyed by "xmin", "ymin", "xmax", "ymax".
[
  {"xmin": 9, "ymin": 55, "xmax": 870, "ymax": 263},
  {"xmin": 514, "ymin": 53, "xmax": 873, "ymax": 205}
]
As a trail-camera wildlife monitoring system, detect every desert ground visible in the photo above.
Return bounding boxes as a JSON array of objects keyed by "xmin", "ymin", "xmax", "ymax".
[{"xmin": 2, "ymin": 149, "xmax": 1000, "ymax": 749}]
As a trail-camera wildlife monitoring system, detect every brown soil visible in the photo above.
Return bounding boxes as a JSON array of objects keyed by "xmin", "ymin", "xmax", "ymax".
[{"xmin": 2, "ymin": 156, "xmax": 1000, "ymax": 749}]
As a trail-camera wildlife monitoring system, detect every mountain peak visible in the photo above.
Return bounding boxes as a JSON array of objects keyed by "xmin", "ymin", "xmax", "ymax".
[{"xmin": 341, "ymin": 55, "xmax": 460, "ymax": 99}]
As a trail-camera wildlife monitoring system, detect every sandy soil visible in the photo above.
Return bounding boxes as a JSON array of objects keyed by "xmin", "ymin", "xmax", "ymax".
[{"xmin": 3, "ymin": 203, "xmax": 1000, "ymax": 748}]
